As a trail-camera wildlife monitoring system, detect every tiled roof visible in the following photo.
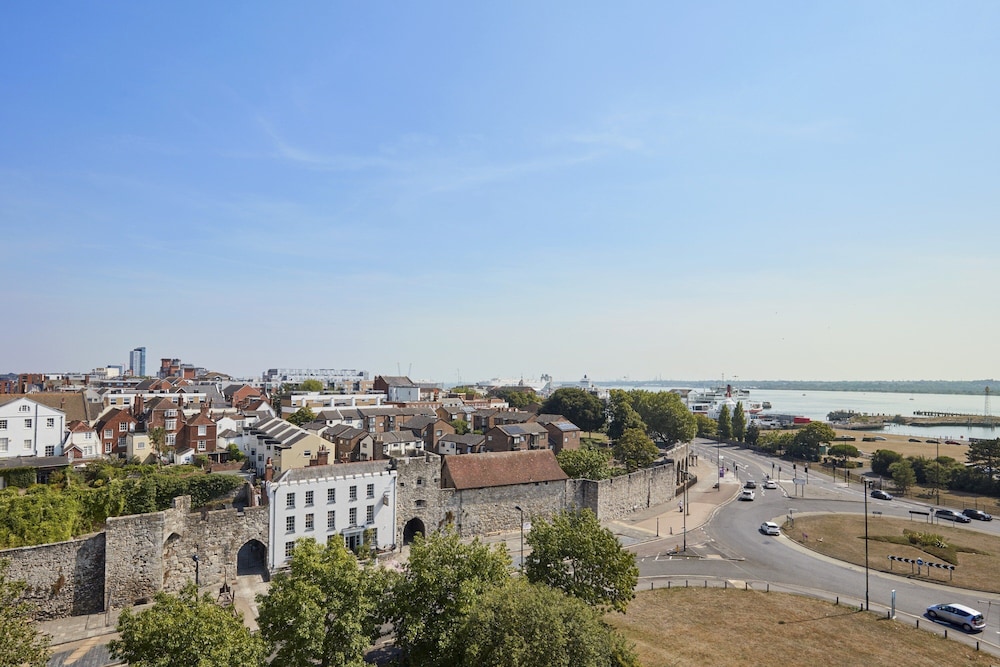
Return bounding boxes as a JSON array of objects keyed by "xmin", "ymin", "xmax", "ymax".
[
  {"xmin": 0, "ymin": 392, "xmax": 95, "ymax": 423},
  {"xmin": 534, "ymin": 414, "xmax": 569, "ymax": 424},
  {"xmin": 442, "ymin": 450, "xmax": 567, "ymax": 490},
  {"xmin": 438, "ymin": 433, "xmax": 486, "ymax": 446},
  {"xmin": 495, "ymin": 423, "xmax": 548, "ymax": 436}
]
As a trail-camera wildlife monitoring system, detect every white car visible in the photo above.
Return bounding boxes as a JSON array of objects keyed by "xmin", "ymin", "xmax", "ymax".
[
  {"xmin": 739, "ymin": 488, "xmax": 755, "ymax": 501},
  {"xmin": 763, "ymin": 480, "xmax": 778, "ymax": 489},
  {"xmin": 759, "ymin": 521, "xmax": 780, "ymax": 535}
]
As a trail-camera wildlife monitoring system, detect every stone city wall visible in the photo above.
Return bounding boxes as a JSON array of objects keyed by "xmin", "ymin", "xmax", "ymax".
[
  {"xmin": 569, "ymin": 461, "xmax": 676, "ymax": 521},
  {"xmin": 448, "ymin": 479, "xmax": 569, "ymax": 537},
  {"xmin": 0, "ymin": 533, "xmax": 105, "ymax": 620}
]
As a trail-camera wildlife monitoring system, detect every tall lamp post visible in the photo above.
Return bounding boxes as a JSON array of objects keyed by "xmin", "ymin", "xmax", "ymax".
[
  {"xmin": 191, "ymin": 553, "xmax": 200, "ymax": 587},
  {"xmin": 935, "ymin": 439, "xmax": 941, "ymax": 505},
  {"xmin": 514, "ymin": 505, "xmax": 524, "ymax": 572},
  {"xmin": 864, "ymin": 481, "xmax": 870, "ymax": 611},
  {"xmin": 682, "ymin": 454, "xmax": 690, "ymax": 551}
]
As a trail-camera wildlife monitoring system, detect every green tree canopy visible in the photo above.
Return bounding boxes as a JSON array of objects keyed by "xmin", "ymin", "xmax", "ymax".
[
  {"xmin": 613, "ymin": 428, "xmax": 659, "ymax": 473},
  {"xmin": 109, "ymin": 582, "xmax": 267, "ymax": 667},
  {"xmin": 717, "ymin": 405, "xmax": 732, "ymax": 440},
  {"xmin": 450, "ymin": 419, "xmax": 470, "ymax": 435},
  {"xmin": 256, "ymin": 538, "xmax": 394, "ymax": 667},
  {"xmin": 450, "ymin": 385, "xmax": 484, "ymax": 398},
  {"xmin": 556, "ymin": 447, "xmax": 614, "ymax": 480},
  {"xmin": 745, "ymin": 422, "xmax": 760, "ymax": 448},
  {"xmin": 607, "ymin": 390, "xmax": 646, "ymax": 441},
  {"xmin": 732, "ymin": 402, "xmax": 747, "ymax": 443},
  {"xmin": 788, "ymin": 422, "xmax": 836, "ymax": 461},
  {"xmin": 870, "ymin": 449, "xmax": 903, "ymax": 476},
  {"xmin": 541, "ymin": 388, "xmax": 606, "ymax": 433},
  {"xmin": 389, "ymin": 529, "xmax": 511, "ymax": 667},
  {"xmin": 889, "ymin": 459, "xmax": 917, "ymax": 495},
  {"xmin": 525, "ymin": 508, "xmax": 638, "ymax": 614},
  {"xmin": 967, "ymin": 438, "xmax": 1000, "ymax": 476},
  {"xmin": 627, "ymin": 390, "xmax": 696, "ymax": 446},
  {"xmin": 828, "ymin": 444, "xmax": 860, "ymax": 461},
  {"xmin": 694, "ymin": 414, "xmax": 717, "ymax": 438},
  {"xmin": 0, "ymin": 559, "xmax": 50, "ymax": 667},
  {"xmin": 299, "ymin": 379, "xmax": 324, "ymax": 392},
  {"xmin": 286, "ymin": 406, "xmax": 316, "ymax": 426},
  {"xmin": 491, "ymin": 387, "xmax": 540, "ymax": 409},
  {"xmin": 455, "ymin": 578, "xmax": 640, "ymax": 667}
]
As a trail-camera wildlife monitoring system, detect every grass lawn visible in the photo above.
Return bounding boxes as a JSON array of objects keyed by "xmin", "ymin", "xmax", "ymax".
[
  {"xmin": 788, "ymin": 514, "xmax": 1000, "ymax": 593},
  {"xmin": 607, "ymin": 587, "xmax": 996, "ymax": 667}
]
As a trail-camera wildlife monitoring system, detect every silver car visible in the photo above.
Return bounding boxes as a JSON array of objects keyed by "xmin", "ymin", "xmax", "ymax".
[
  {"xmin": 759, "ymin": 521, "xmax": 780, "ymax": 535},
  {"xmin": 926, "ymin": 603, "xmax": 985, "ymax": 632}
]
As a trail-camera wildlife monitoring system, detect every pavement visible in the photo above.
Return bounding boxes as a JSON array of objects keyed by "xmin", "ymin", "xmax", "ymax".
[{"xmin": 36, "ymin": 456, "xmax": 738, "ymax": 664}]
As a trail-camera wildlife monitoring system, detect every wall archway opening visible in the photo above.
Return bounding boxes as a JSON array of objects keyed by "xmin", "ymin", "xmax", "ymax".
[
  {"xmin": 402, "ymin": 518, "xmax": 425, "ymax": 545},
  {"xmin": 237, "ymin": 539, "xmax": 268, "ymax": 578}
]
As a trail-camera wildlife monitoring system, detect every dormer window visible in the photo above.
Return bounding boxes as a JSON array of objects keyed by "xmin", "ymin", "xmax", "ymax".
[{"xmin": 19, "ymin": 405, "xmax": 30, "ymax": 412}]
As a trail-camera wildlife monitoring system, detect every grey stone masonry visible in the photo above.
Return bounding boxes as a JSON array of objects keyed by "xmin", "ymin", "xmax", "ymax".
[{"xmin": 1, "ymin": 533, "xmax": 105, "ymax": 619}]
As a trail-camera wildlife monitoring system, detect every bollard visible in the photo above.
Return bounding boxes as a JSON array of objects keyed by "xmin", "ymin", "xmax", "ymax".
[
  {"xmin": 668, "ymin": 581, "xmax": 671, "ymax": 589},
  {"xmin": 836, "ymin": 597, "xmax": 839, "ymax": 606},
  {"xmin": 767, "ymin": 583, "xmax": 770, "ymax": 593},
  {"xmin": 745, "ymin": 582, "xmax": 748, "ymax": 591},
  {"xmin": 944, "ymin": 629, "xmax": 948, "ymax": 639},
  {"xmin": 916, "ymin": 619, "xmax": 919, "ymax": 629},
  {"xmin": 724, "ymin": 581, "xmax": 728, "ymax": 589},
  {"xmin": 887, "ymin": 611, "xmax": 890, "ymax": 619},
  {"xmin": 651, "ymin": 582, "xmax": 654, "ymax": 590},
  {"xmin": 976, "ymin": 641, "xmax": 980, "ymax": 651},
  {"xmin": 704, "ymin": 580, "xmax": 707, "ymax": 588},
  {"xmin": 686, "ymin": 580, "xmax": 689, "ymax": 588}
]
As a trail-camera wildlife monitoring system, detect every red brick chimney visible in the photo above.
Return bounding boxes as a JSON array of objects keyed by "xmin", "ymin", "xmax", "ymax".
[{"xmin": 264, "ymin": 457, "xmax": 274, "ymax": 482}]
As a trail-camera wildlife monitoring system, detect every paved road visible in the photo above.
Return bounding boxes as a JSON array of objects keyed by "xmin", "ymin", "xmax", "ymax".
[{"xmin": 634, "ymin": 440, "xmax": 1000, "ymax": 656}]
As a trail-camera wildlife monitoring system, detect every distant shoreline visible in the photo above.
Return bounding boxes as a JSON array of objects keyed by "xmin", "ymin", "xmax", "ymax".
[{"xmin": 590, "ymin": 380, "xmax": 997, "ymax": 396}]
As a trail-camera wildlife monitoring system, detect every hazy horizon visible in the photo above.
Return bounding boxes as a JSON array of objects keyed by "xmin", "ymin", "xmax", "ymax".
[{"xmin": 3, "ymin": 4, "xmax": 999, "ymax": 383}]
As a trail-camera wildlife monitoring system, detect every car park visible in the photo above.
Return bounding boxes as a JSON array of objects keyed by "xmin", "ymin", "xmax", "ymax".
[
  {"xmin": 870, "ymin": 489, "xmax": 893, "ymax": 500},
  {"xmin": 739, "ymin": 489, "xmax": 755, "ymax": 501},
  {"xmin": 963, "ymin": 508, "xmax": 993, "ymax": 521},
  {"xmin": 926, "ymin": 603, "xmax": 986, "ymax": 632},
  {"xmin": 763, "ymin": 479, "xmax": 778, "ymax": 489},
  {"xmin": 935, "ymin": 508, "xmax": 971, "ymax": 523},
  {"xmin": 759, "ymin": 521, "xmax": 780, "ymax": 535}
]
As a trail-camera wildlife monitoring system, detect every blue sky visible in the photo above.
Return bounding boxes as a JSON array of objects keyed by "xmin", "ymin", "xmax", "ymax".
[{"xmin": 2, "ymin": 3, "xmax": 998, "ymax": 383}]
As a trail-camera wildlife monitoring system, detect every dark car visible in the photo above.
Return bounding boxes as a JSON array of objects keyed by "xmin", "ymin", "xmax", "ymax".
[
  {"xmin": 870, "ymin": 489, "xmax": 893, "ymax": 500},
  {"xmin": 908, "ymin": 438, "xmax": 921, "ymax": 443},
  {"xmin": 945, "ymin": 440, "xmax": 961, "ymax": 445},
  {"xmin": 926, "ymin": 439, "xmax": 940, "ymax": 444},
  {"xmin": 935, "ymin": 508, "xmax": 971, "ymax": 523},
  {"xmin": 963, "ymin": 508, "xmax": 993, "ymax": 521}
]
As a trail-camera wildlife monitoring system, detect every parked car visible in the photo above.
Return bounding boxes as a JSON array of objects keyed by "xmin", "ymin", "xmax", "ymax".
[
  {"xmin": 962, "ymin": 508, "xmax": 993, "ymax": 521},
  {"xmin": 945, "ymin": 440, "xmax": 961, "ymax": 445},
  {"xmin": 744, "ymin": 480, "xmax": 757, "ymax": 489},
  {"xmin": 873, "ymin": 436, "xmax": 887, "ymax": 441},
  {"xmin": 926, "ymin": 439, "xmax": 940, "ymax": 444},
  {"xmin": 908, "ymin": 438, "xmax": 922, "ymax": 442},
  {"xmin": 738, "ymin": 489, "xmax": 755, "ymax": 501},
  {"xmin": 764, "ymin": 479, "xmax": 778, "ymax": 489},
  {"xmin": 935, "ymin": 508, "xmax": 971, "ymax": 523},
  {"xmin": 759, "ymin": 521, "xmax": 780, "ymax": 535},
  {"xmin": 870, "ymin": 489, "xmax": 893, "ymax": 500},
  {"xmin": 926, "ymin": 603, "xmax": 986, "ymax": 632}
]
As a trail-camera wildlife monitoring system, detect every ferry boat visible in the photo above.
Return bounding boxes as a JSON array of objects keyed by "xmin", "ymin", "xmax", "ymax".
[{"xmin": 684, "ymin": 384, "xmax": 765, "ymax": 419}]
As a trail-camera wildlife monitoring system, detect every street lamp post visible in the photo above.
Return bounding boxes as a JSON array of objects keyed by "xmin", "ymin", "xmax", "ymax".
[
  {"xmin": 936, "ymin": 440, "xmax": 941, "ymax": 505},
  {"xmin": 191, "ymin": 553, "xmax": 200, "ymax": 587},
  {"xmin": 682, "ymin": 456, "xmax": 689, "ymax": 552},
  {"xmin": 864, "ymin": 481, "xmax": 870, "ymax": 611},
  {"xmin": 514, "ymin": 506, "xmax": 524, "ymax": 572}
]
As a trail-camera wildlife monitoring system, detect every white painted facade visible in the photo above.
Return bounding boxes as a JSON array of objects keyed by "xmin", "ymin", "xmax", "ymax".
[
  {"xmin": 0, "ymin": 397, "xmax": 66, "ymax": 458},
  {"xmin": 266, "ymin": 461, "xmax": 397, "ymax": 569}
]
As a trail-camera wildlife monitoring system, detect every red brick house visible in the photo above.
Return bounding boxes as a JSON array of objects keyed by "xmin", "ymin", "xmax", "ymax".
[
  {"xmin": 483, "ymin": 423, "xmax": 550, "ymax": 452},
  {"xmin": 177, "ymin": 410, "xmax": 218, "ymax": 460},
  {"xmin": 535, "ymin": 414, "xmax": 582, "ymax": 454},
  {"xmin": 94, "ymin": 408, "xmax": 138, "ymax": 458},
  {"xmin": 222, "ymin": 384, "xmax": 263, "ymax": 410}
]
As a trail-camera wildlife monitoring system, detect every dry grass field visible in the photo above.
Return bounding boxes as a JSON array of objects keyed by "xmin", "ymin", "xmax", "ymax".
[
  {"xmin": 607, "ymin": 587, "xmax": 997, "ymax": 667},
  {"xmin": 832, "ymin": 428, "xmax": 970, "ymax": 461},
  {"xmin": 788, "ymin": 514, "xmax": 1000, "ymax": 593}
]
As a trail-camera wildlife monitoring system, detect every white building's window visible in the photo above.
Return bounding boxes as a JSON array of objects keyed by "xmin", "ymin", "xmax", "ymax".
[
  {"xmin": 0, "ymin": 438, "xmax": 7, "ymax": 452},
  {"xmin": 366, "ymin": 505, "xmax": 374, "ymax": 524},
  {"xmin": 327, "ymin": 511, "xmax": 335, "ymax": 531},
  {"xmin": 23, "ymin": 439, "xmax": 32, "ymax": 450},
  {"xmin": 286, "ymin": 516, "xmax": 295, "ymax": 533},
  {"xmin": 327, "ymin": 488, "xmax": 336, "ymax": 503},
  {"xmin": 305, "ymin": 490, "xmax": 314, "ymax": 506},
  {"xmin": 349, "ymin": 507, "xmax": 357, "ymax": 526},
  {"xmin": 84, "ymin": 432, "xmax": 92, "ymax": 440},
  {"xmin": 46, "ymin": 418, "xmax": 55, "ymax": 428},
  {"xmin": 349, "ymin": 486, "xmax": 357, "ymax": 501},
  {"xmin": 19, "ymin": 405, "xmax": 30, "ymax": 412},
  {"xmin": 285, "ymin": 541, "xmax": 294, "ymax": 558},
  {"xmin": 0, "ymin": 420, "xmax": 6, "ymax": 430},
  {"xmin": 286, "ymin": 493, "xmax": 296, "ymax": 509},
  {"xmin": 25, "ymin": 419, "xmax": 32, "ymax": 428},
  {"xmin": 366, "ymin": 483, "xmax": 375, "ymax": 499},
  {"xmin": 305, "ymin": 514, "xmax": 314, "ymax": 531},
  {"xmin": 45, "ymin": 445, "xmax": 54, "ymax": 456}
]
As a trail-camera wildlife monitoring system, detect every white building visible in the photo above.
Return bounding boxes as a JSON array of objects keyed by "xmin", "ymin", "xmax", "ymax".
[
  {"xmin": 266, "ymin": 460, "xmax": 397, "ymax": 569},
  {"xmin": 0, "ymin": 397, "xmax": 66, "ymax": 458}
]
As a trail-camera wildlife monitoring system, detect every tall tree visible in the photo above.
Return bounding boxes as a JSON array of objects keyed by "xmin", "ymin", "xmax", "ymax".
[
  {"xmin": 299, "ymin": 379, "xmax": 324, "ymax": 392},
  {"xmin": 109, "ymin": 582, "xmax": 267, "ymax": 667},
  {"xmin": 828, "ymin": 443, "xmax": 860, "ymax": 470},
  {"xmin": 627, "ymin": 390, "xmax": 696, "ymax": 446},
  {"xmin": 870, "ymin": 449, "xmax": 903, "ymax": 476},
  {"xmin": 613, "ymin": 428, "xmax": 659, "ymax": 472},
  {"xmin": 716, "ymin": 404, "xmax": 732, "ymax": 440},
  {"xmin": 694, "ymin": 414, "xmax": 717, "ymax": 438},
  {"xmin": 455, "ymin": 578, "xmax": 640, "ymax": 667},
  {"xmin": 450, "ymin": 419, "xmax": 470, "ymax": 435},
  {"xmin": 889, "ymin": 459, "xmax": 917, "ymax": 495},
  {"xmin": 0, "ymin": 559, "xmax": 51, "ymax": 667},
  {"xmin": 745, "ymin": 422, "xmax": 760, "ymax": 448},
  {"xmin": 966, "ymin": 438, "xmax": 1000, "ymax": 478},
  {"xmin": 389, "ymin": 529, "xmax": 511, "ymax": 667},
  {"xmin": 525, "ymin": 508, "xmax": 638, "ymax": 614},
  {"xmin": 286, "ymin": 406, "xmax": 316, "ymax": 426},
  {"xmin": 607, "ymin": 390, "xmax": 646, "ymax": 441},
  {"xmin": 731, "ymin": 402, "xmax": 747, "ymax": 443},
  {"xmin": 257, "ymin": 538, "xmax": 393, "ymax": 667},
  {"xmin": 788, "ymin": 422, "xmax": 836, "ymax": 461},
  {"xmin": 491, "ymin": 387, "xmax": 540, "ymax": 410},
  {"xmin": 541, "ymin": 388, "xmax": 606, "ymax": 434},
  {"xmin": 557, "ymin": 448, "xmax": 613, "ymax": 480}
]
